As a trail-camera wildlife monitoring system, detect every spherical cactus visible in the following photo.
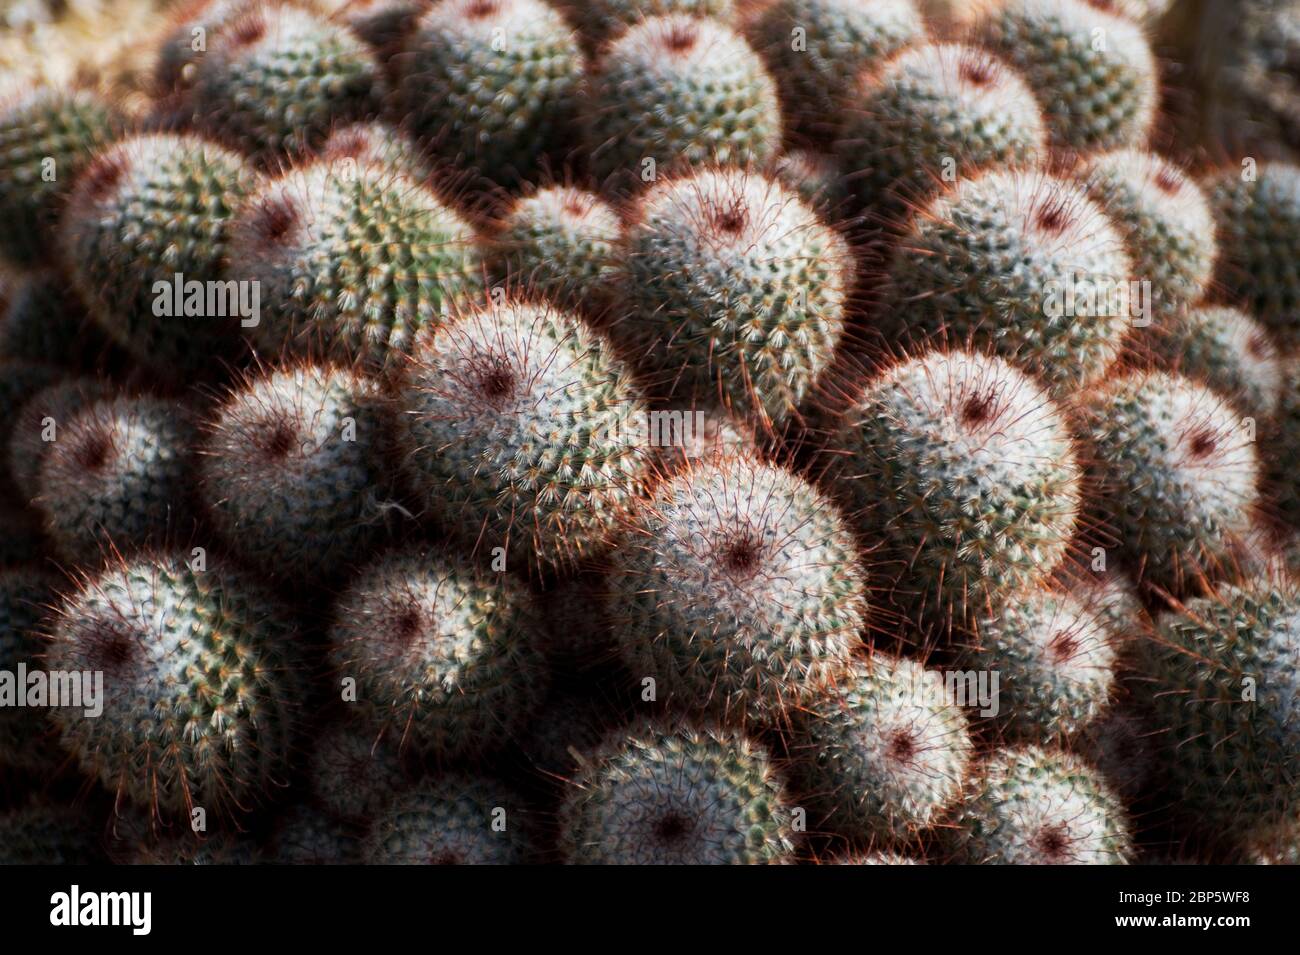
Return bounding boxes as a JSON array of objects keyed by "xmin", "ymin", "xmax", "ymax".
[
  {"xmin": 570, "ymin": 0, "xmax": 736, "ymax": 49},
  {"xmin": 309, "ymin": 723, "xmax": 407, "ymax": 821},
  {"xmin": 493, "ymin": 185, "xmax": 620, "ymax": 312},
  {"xmin": 197, "ymin": 363, "xmax": 398, "ymax": 582},
  {"xmin": 192, "ymin": 4, "xmax": 383, "ymax": 163},
  {"xmin": 45, "ymin": 553, "xmax": 301, "ymax": 816},
  {"xmin": 0, "ymin": 803, "xmax": 105, "ymax": 864},
  {"xmin": 59, "ymin": 133, "xmax": 256, "ymax": 379},
  {"xmin": 751, "ymin": 0, "xmax": 923, "ymax": 141},
  {"xmin": 153, "ymin": 0, "xmax": 258, "ymax": 94},
  {"xmin": 786, "ymin": 655, "xmax": 972, "ymax": 844},
  {"xmin": 617, "ymin": 168, "xmax": 851, "ymax": 429},
  {"xmin": 882, "ymin": 168, "xmax": 1133, "ymax": 394},
  {"xmin": 973, "ymin": 0, "xmax": 1159, "ymax": 153},
  {"xmin": 1079, "ymin": 370, "xmax": 1260, "ymax": 593},
  {"xmin": 9, "ymin": 377, "xmax": 114, "ymax": 506},
  {"xmin": 397, "ymin": 300, "xmax": 652, "ymax": 572},
  {"xmin": 821, "ymin": 349, "xmax": 1081, "ymax": 626},
  {"xmin": 961, "ymin": 585, "xmax": 1117, "ymax": 743},
  {"xmin": 1205, "ymin": 162, "xmax": 1300, "ymax": 344},
  {"xmin": 319, "ymin": 121, "xmax": 431, "ymax": 184},
  {"xmin": 271, "ymin": 807, "xmax": 358, "ymax": 864},
  {"xmin": 0, "ymin": 86, "xmax": 123, "ymax": 268},
  {"xmin": 948, "ymin": 746, "xmax": 1133, "ymax": 864},
  {"xmin": 583, "ymin": 15, "xmax": 781, "ymax": 184},
  {"xmin": 0, "ymin": 567, "xmax": 62, "ymax": 771},
  {"xmin": 327, "ymin": 546, "xmax": 548, "ymax": 760},
  {"xmin": 1142, "ymin": 576, "xmax": 1300, "ymax": 846},
  {"xmin": 35, "ymin": 394, "xmax": 196, "ymax": 566},
  {"xmin": 362, "ymin": 774, "xmax": 532, "ymax": 863},
  {"xmin": 398, "ymin": 0, "xmax": 583, "ymax": 186},
  {"xmin": 558, "ymin": 721, "xmax": 795, "ymax": 864},
  {"xmin": 1147, "ymin": 304, "xmax": 1281, "ymax": 418},
  {"xmin": 835, "ymin": 42, "xmax": 1046, "ymax": 212},
  {"xmin": 609, "ymin": 454, "xmax": 867, "ymax": 725},
  {"xmin": 228, "ymin": 159, "xmax": 484, "ymax": 370},
  {"xmin": 768, "ymin": 149, "xmax": 845, "ymax": 215},
  {"xmin": 1078, "ymin": 149, "xmax": 1216, "ymax": 321}
]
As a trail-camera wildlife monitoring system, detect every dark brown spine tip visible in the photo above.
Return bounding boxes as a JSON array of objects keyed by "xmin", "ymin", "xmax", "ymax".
[
  {"xmin": 663, "ymin": 23, "xmax": 698, "ymax": 53},
  {"xmin": 251, "ymin": 195, "xmax": 300, "ymax": 248}
]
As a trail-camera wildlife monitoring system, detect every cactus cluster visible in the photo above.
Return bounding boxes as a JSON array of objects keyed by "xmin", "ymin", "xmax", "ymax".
[{"xmin": 1, "ymin": 0, "xmax": 1299, "ymax": 872}]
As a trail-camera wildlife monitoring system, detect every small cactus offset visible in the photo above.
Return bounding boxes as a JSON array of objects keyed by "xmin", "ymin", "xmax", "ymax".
[
  {"xmin": 35, "ymin": 393, "xmax": 196, "ymax": 565},
  {"xmin": 362, "ymin": 775, "xmax": 533, "ymax": 864},
  {"xmin": 948, "ymin": 746, "xmax": 1134, "ymax": 864},
  {"xmin": 751, "ymin": 0, "xmax": 923, "ymax": 142},
  {"xmin": 617, "ymin": 167, "xmax": 851, "ymax": 429},
  {"xmin": 0, "ymin": 86, "xmax": 123, "ymax": 268},
  {"xmin": 786, "ymin": 655, "xmax": 972, "ymax": 845},
  {"xmin": 1078, "ymin": 370, "xmax": 1260, "ymax": 594},
  {"xmin": 820, "ymin": 349, "xmax": 1081, "ymax": 627},
  {"xmin": 836, "ymin": 42, "xmax": 1047, "ymax": 212},
  {"xmin": 397, "ymin": 0, "xmax": 583, "ymax": 186},
  {"xmin": 327, "ymin": 546, "xmax": 548, "ymax": 760},
  {"xmin": 972, "ymin": 0, "xmax": 1159, "ymax": 153},
  {"xmin": 227, "ymin": 158, "xmax": 484, "ymax": 369},
  {"xmin": 191, "ymin": 4, "xmax": 383, "ymax": 163},
  {"xmin": 58, "ymin": 133, "xmax": 256, "ymax": 379},
  {"xmin": 608, "ymin": 453, "xmax": 868, "ymax": 725},
  {"xmin": 1205, "ymin": 162, "xmax": 1300, "ymax": 345},
  {"xmin": 583, "ymin": 15, "xmax": 781, "ymax": 185},
  {"xmin": 396, "ymin": 299, "xmax": 652, "ymax": 573},
  {"xmin": 882, "ymin": 167, "xmax": 1134, "ymax": 394},
  {"xmin": 197, "ymin": 362, "xmax": 398, "ymax": 582},
  {"xmin": 45, "ymin": 552, "xmax": 302, "ymax": 817},
  {"xmin": 558, "ymin": 721, "xmax": 795, "ymax": 864}
]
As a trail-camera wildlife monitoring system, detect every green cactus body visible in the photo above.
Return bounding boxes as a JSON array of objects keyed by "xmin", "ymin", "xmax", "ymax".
[
  {"xmin": 45, "ymin": 553, "xmax": 301, "ymax": 816},
  {"xmin": 559, "ymin": 721, "xmax": 795, "ymax": 864},
  {"xmin": 0, "ymin": 804, "xmax": 105, "ymax": 864},
  {"xmin": 618, "ymin": 168, "xmax": 850, "ymax": 429},
  {"xmin": 397, "ymin": 300, "xmax": 652, "ymax": 573},
  {"xmin": 271, "ymin": 807, "xmax": 357, "ymax": 864},
  {"xmin": 0, "ymin": 86, "xmax": 122, "ymax": 268},
  {"xmin": 35, "ymin": 395, "xmax": 195, "ymax": 566},
  {"xmin": 0, "ymin": 567, "xmax": 61, "ymax": 771},
  {"xmin": 328, "ymin": 547, "xmax": 548, "ymax": 760},
  {"xmin": 1143, "ymin": 577, "xmax": 1300, "ymax": 844},
  {"xmin": 964, "ymin": 586, "xmax": 1116, "ymax": 743},
  {"xmin": 494, "ymin": 185, "xmax": 620, "ymax": 312},
  {"xmin": 153, "ymin": 0, "xmax": 259, "ymax": 93},
  {"xmin": 198, "ymin": 364, "xmax": 397, "ymax": 581},
  {"xmin": 1080, "ymin": 150, "xmax": 1217, "ymax": 322},
  {"xmin": 309, "ymin": 723, "xmax": 407, "ymax": 820},
  {"xmin": 9, "ymin": 377, "xmax": 114, "ymax": 505},
  {"xmin": 584, "ymin": 15, "xmax": 781, "ymax": 184},
  {"xmin": 823, "ymin": 349, "xmax": 1081, "ymax": 625},
  {"xmin": 1080, "ymin": 371, "xmax": 1260, "ymax": 592},
  {"xmin": 787, "ymin": 655, "xmax": 972, "ymax": 843},
  {"xmin": 228, "ymin": 159, "xmax": 483, "ymax": 370},
  {"xmin": 399, "ymin": 0, "xmax": 582, "ymax": 186},
  {"xmin": 974, "ymin": 0, "xmax": 1158, "ymax": 153},
  {"xmin": 1206, "ymin": 162, "xmax": 1300, "ymax": 344},
  {"xmin": 883, "ymin": 168, "xmax": 1133, "ymax": 394},
  {"xmin": 362, "ymin": 775, "xmax": 532, "ymax": 863},
  {"xmin": 609, "ymin": 454, "xmax": 867, "ymax": 725},
  {"xmin": 192, "ymin": 4, "xmax": 382, "ymax": 163},
  {"xmin": 751, "ymin": 0, "xmax": 923, "ymax": 141},
  {"xmin": 1148, "ymin": 304, "xmax": 1280, "ymax": 418},
  {"xmin": 950, "ymin": 747, "xmax": 1132, "ymax": 863},
  {"xmin": 836, "ymin": 42, "xmax": 1046, "ymax": 212},
  {"xmin": 59, "ymin": 133, "xmax": 256, "ymax": 379}
]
